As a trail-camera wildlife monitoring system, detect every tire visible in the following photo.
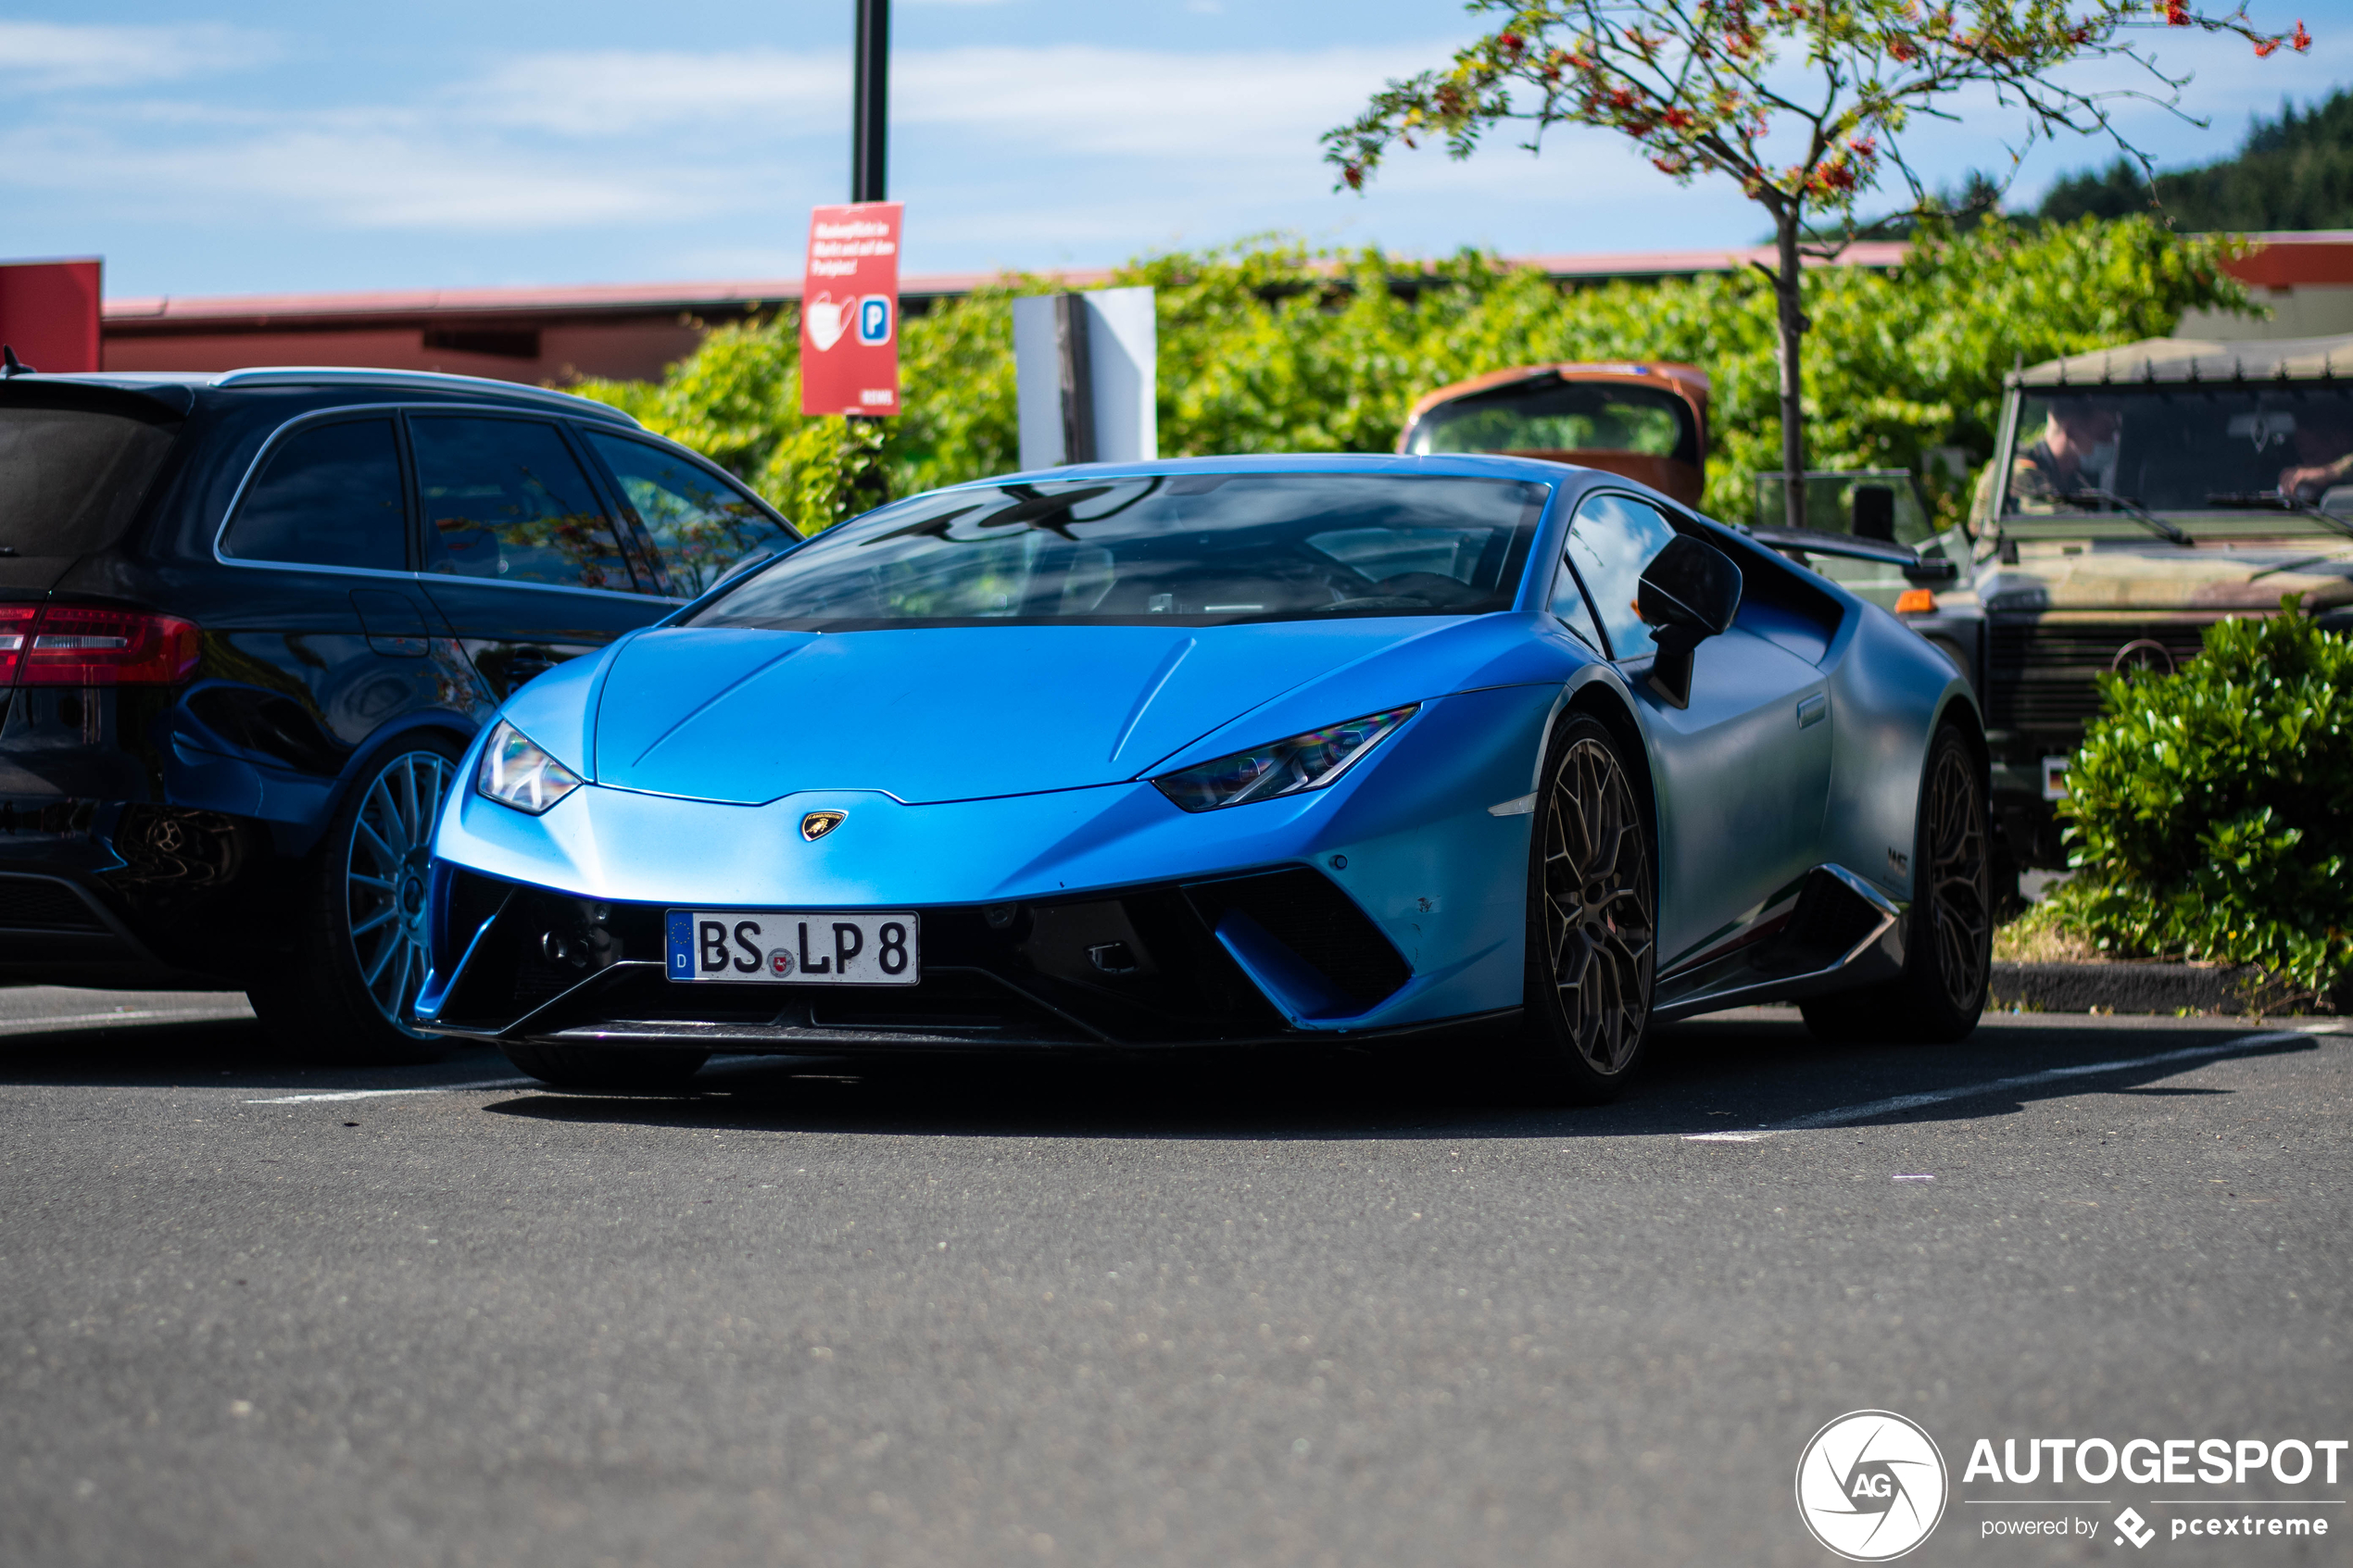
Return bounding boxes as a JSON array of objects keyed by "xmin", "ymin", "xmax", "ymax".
[
  {"xmin": 1800, "ymin": 723, "xmax": 1993, "ymax": 1045},
  {"xmin": 246, "ymin": 732, "xmax": 465, "ymax": 1065},
  {"xmin": 499, "ymin": 1041, "xmax": 710, "ymax": 1093},
  {"xmin": 1514, "ymin": 713, "xmax": 1658, "ymax": 1102}
]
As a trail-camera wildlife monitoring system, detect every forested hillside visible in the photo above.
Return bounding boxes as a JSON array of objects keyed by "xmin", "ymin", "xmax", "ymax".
[{"xmin": 2041, "ymin": 90, "xmax": 2353, "ymax": 230}]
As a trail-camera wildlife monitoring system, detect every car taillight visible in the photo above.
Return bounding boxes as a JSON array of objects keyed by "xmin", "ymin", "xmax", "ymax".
[
  {"xmin": 6, "ymin": 606, "xmax": 202, "ymax": 687},
  {"xmin": 0, "ymin": 606, "xmax": 37, "ymax": 685}
]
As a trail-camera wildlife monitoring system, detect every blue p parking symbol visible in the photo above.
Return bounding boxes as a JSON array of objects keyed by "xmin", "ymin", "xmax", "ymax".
[{"xmin": 858, "ymin": 295, "xmax": 893, "ymax": 345}]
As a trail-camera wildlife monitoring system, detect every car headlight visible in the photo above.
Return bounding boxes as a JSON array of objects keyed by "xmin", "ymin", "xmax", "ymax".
[
  {"xmin": 1151, "ymin": 705, "xmax": 1418, "ymax": 812},
  {"xmin": 476, "ymin": 720, "xmax": 583, "ymax": 815}
]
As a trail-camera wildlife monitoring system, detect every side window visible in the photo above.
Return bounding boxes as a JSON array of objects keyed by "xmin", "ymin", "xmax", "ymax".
[
  {"xmin": 222, "ymin": 418, "xmax": 407, "ymax": 571},
  {"xmin": 1546, "ymin": 558, "xmax": 1607, "ymax": 653},
  {"xmin": 583, "ymin": 430, "xmax": 796, "ymax": 596},
  {"xmin": 409, "ymin": 416, "xmax": 633, "ymax": 591},
  {"xmin": 1564, "ymin": 492, "xmax": 1680, "ymax": 659}
]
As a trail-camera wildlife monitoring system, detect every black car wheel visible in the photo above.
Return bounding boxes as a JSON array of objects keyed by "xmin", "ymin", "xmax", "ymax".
[
  {"xmin": 248, "ymin": 733, "xmax": 464, "ymax": 1064},
  {"xmin": 1516, "ymin": 714, "xmax": 1657, "ymax": 1101},
  {"xmin": 500, "ymin": 1042, "xmax": 710, "ymax": 1093},
  {"xmin": 1801, "ymin": 723, "xmax": 1992, "ymax": 1044}
]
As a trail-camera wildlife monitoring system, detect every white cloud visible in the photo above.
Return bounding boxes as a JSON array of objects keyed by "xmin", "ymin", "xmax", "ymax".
[
  {"xmin": 475, "ymin": 49, "xmax": 841, "ymax": 136},
  {"xmin": 0, "ymin": 33, "xmax": 1755, "ymax": 254},
  {"xmin": 0, "ymin": 119, "xmax": 708, "ymax": 232},
  {"xmin": 470, "ymin": 41, "xmax": 1440, "ymax": 157},
  {"xmin": 892, "ymin": 44, "xmax": 1435, "ymax": 156},
  {"xmin": 0, "ymin": 20, "xmax": 272, "ymax": 91}
]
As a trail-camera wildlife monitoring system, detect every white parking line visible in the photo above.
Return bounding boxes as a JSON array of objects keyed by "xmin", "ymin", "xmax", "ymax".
[
  {"xmin": 1685, "ymin": 1026, "xmax": 2335, "ymax": 1142},
  {"xmin": 246, "ymin": 1079, "xmax": 536, "ymax": 1105},
  {"xmin": 0, "ymin": 1007, "xmax": 253, "ymax": 1035}
]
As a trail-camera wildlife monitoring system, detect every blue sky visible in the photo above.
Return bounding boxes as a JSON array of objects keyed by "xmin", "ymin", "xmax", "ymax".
[{"xmin": 5, "ymin": 1, "xmax": 2351, "ymax": 299}]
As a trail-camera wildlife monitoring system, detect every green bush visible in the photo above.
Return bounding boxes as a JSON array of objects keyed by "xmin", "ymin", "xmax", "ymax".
[
  {"xmin": 568, "ymin": 217, "xmax": 2249, "ymax": 529},
  {"xmin": 2049, "ymin": 601, "xmax": 2353, "ymax": 993}
]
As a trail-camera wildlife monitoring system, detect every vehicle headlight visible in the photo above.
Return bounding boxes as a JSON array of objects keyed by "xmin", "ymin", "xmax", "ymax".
[
  {"xmin": 476, "ymin": 720, "xmax": 583, "ymax": 815},
  {"xmin": 1151, "ymin": 705, "xmax": 1418, "ymax": 812}
]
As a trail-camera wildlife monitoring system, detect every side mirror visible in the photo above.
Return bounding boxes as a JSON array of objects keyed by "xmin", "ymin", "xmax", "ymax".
[{"xmin": 1636, "ymin": 535, "xmax": 1743, "ymax": 709}]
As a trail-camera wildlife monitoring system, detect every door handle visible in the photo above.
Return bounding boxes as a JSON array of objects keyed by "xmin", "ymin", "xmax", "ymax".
[{"xmin": 1796, "ymin": 693, "xmax": 1828, "ymax": 729}]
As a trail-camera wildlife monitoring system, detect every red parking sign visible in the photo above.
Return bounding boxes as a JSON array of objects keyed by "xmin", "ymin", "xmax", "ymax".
[{"xmin": 799, "ymin": 202, "xmax": 902, "ymax": 417}]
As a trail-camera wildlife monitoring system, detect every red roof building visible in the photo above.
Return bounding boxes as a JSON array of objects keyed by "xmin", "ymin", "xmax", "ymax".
[{"xmin": 63, "ymin": 234, "xmax": 2349, "ymax": 387}]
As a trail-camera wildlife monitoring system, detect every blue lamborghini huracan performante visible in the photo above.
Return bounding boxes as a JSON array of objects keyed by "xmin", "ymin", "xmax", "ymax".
[{"xmin": 415, "ymin": 455, "xmax": 1992, "ymax": 1100}]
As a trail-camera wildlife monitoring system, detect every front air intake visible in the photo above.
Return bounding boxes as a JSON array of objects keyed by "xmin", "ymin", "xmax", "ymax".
[{"xmin": 1184, "ymin": 868, "xmax": 1410, "ymax": 1012}]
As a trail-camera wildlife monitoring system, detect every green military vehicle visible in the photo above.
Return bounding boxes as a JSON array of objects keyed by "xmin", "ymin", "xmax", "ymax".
[{"xmin": 1970, "ymin": 332, "xmax": 2353, "ymax": 893}]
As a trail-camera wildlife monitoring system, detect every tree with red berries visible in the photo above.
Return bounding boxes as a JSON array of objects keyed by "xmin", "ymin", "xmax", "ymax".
[{"xmin": 1327, "ymin": 0, "xmax": 2309, "ymax": 528}]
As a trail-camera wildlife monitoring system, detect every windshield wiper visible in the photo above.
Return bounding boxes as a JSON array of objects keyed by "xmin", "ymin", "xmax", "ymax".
[
  {"xmin": 2056, "ymin": 490, "xmax": 2194, "ymax": 546},
  {"xmin": 2204, "ymin": 491, "xmax": 2353, "ymax": 542},
  {"xmin": 1746, "ymin": 524, "xmax": 1960, "ymax": 581}
]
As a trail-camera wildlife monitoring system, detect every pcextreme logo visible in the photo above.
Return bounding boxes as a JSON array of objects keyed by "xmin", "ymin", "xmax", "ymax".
[{"xmin": 1796, "ymin": 1410, "xmax": 1950, "ymax": 1561}]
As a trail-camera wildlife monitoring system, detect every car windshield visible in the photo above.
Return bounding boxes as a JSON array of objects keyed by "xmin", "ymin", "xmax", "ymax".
[
  {"xmin": 684, "ymin": 472, "xmax": 1549, "ymax": 631},
  {"xmin": 1405, "ymin": 379, "xmax": 1697, "ymax": 463},
  {"xmin": 2005, "ymin": 385, "xmax": 2353, "ymax": 518},
  {"xmin": 0, "ymin": 396, "xmax": 180, "ymax": 557}
]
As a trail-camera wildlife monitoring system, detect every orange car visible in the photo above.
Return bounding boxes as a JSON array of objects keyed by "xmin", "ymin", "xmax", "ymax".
[{"xmin": 1395, "ymin": 363, "xmax": 1710, "ymax": 508}]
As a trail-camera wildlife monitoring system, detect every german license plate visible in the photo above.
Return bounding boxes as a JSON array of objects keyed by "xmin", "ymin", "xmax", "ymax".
[{"xmin": 665, "ymin": 909, "xmax": 919, "ymax": 985}]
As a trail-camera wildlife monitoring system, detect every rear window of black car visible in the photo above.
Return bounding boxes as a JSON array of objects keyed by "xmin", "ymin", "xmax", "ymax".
[
  {"xmin": 685, "ymin": 472, "xmax": 1550, "ymax": 631},
  {"xmin": 0, "ymin": 396, "xmax": 180, "ymax": 558}
]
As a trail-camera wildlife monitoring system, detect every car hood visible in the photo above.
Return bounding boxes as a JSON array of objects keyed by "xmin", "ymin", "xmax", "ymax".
[
  {"xmin": 588, "ymin": 619, "xmax": 1498, "ymax": 806},
  {"xmin": 1979, "ymin": 539, "xmax": 2353, "ymax": 613}
]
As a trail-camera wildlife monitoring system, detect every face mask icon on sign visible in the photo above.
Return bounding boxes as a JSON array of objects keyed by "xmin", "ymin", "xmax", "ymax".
[{"xmin": 805, "ymin": 294, "xmax": 848, "ymax": 351}]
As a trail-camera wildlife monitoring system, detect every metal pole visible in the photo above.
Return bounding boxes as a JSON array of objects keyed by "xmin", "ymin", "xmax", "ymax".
[
  {"xmin": 851, "ymin": 0, "xmax": 889, "ymax": 204},
  {"xmin": 1053, "ymin": 295, "xmax": 1096, "ymax": 465},
  {"xmin": 841, "ymin": 0, "xmax": 893, "ymax": 513}
]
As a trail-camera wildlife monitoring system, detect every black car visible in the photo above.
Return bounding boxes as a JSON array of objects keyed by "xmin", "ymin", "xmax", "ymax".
[{"xmin": 0, "ymin": 365, "xmax": 799, "ymax": 1060}]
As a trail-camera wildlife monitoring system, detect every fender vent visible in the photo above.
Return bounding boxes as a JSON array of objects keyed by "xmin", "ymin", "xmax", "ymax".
[{"xmin": 1185, "ymin": 868, "xmax": 1409, "ymax": 1009}]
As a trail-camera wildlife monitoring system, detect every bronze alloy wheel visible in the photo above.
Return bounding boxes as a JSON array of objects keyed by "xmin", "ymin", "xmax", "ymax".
[
  {"xmin": 1921, "ymin": 738, "xmax": 1992, "ymax": 1015},
  {"xmin": 1536, "ymin": 727, "xmax": 1656, "ymax": 1080}
]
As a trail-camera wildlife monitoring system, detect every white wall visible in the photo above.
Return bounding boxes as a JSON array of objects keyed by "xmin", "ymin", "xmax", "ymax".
[
  {"xmin": 2180, "ymin": 284, "xmax": 2353, "ymax": 341},
  {"xmin": 1013, "ymin": 288, "xmax": 1156, "ymax": 469}
]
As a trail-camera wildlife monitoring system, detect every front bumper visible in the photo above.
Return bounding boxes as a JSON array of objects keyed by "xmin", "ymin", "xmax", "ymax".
[
  {"xmin": 416, "ymin": 864, "xmax": 1519, "ymax": 1053},
  {"xmin": 418, "ymin": 684, "xmax": 1567, "ymax": 1049}
]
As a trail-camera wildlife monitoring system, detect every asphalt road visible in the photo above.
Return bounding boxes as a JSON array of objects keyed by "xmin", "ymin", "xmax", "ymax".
[{"xmin": 1, "ymin": 989, "xmax": 2347, "ymax": 1567}]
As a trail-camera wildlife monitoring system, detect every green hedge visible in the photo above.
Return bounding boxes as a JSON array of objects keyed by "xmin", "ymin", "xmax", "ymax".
[
  {"xmin": 570, "ymin": 217, "xmax": 2248, "ymax": 529},
  {"xmin": 2049, "ymin": 602, "xmax": 2353, "ymax": 994}
]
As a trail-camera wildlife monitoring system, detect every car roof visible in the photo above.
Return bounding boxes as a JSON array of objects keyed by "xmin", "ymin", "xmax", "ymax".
[
  {"xmin": 2019, "ymin": 332, "xmax": 2353, "ymax": 388},
  {"xmin": 963, "ymin": 451, "xmax": 1598, "ymax": 489},
  {"xmin": 6, "ymin": 367, "xmax": 640, "ymax": 425},
  {"xmin": 1398, "ymin": 362, "xmax": 1712, "ymax": 433}
]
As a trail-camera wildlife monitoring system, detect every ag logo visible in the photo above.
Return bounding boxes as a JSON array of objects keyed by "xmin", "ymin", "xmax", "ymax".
[{"xmin": 1795, "ymin": 1410, "xmax": 1947, "ymax": 1561}]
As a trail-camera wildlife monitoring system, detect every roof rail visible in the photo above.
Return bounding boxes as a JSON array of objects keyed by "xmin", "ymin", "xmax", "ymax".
[{"xmin": 207, "ymin": 367, "xmax": 640, "ymax": 424}]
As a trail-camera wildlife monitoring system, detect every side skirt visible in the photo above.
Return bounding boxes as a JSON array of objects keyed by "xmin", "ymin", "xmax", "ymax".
[{"xmin": 1651, "ymin": 864, "xmax": 1906, "ymax": 1022}]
